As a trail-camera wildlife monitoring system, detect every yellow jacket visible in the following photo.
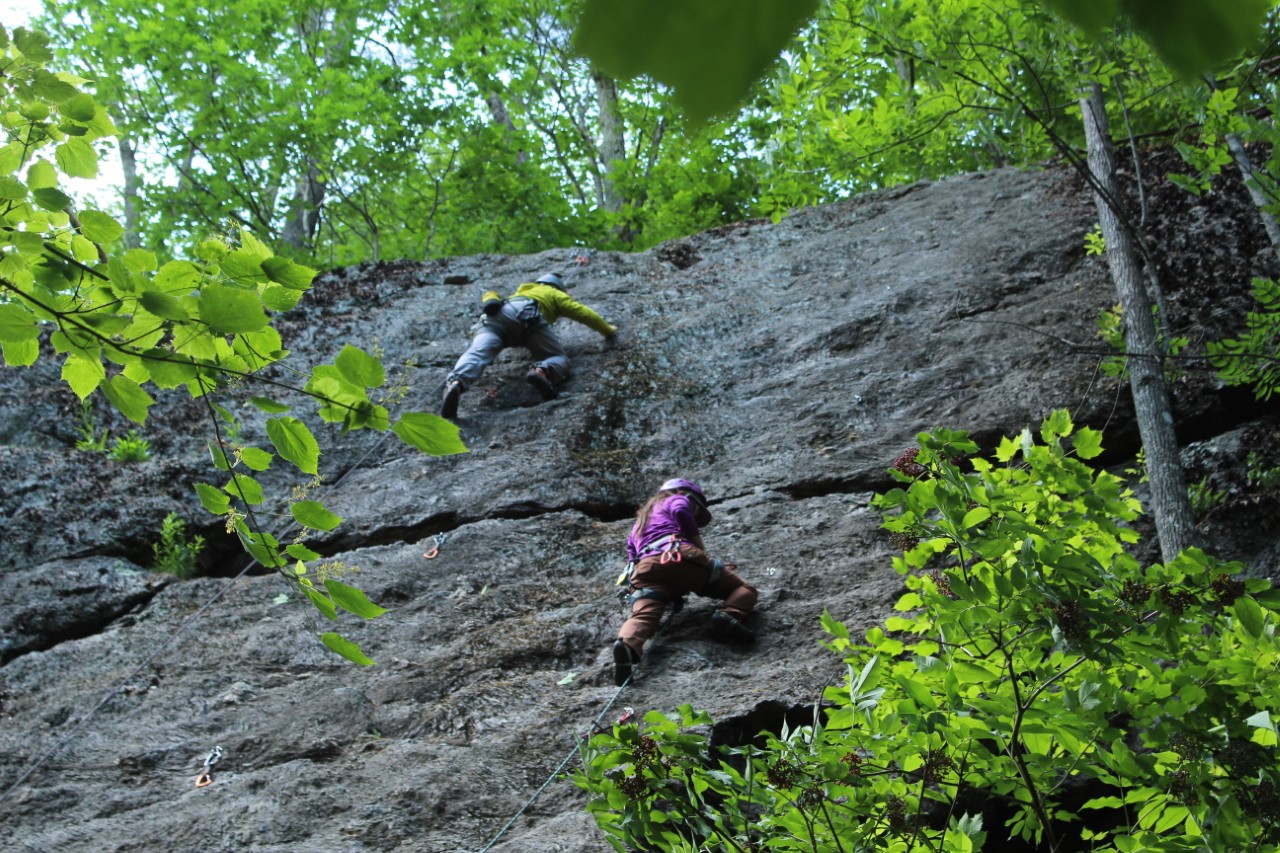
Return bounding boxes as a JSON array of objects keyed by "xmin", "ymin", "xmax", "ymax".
[{"xmin": 483, "ymin": 282, "xmax": 616, "ymax": 337}]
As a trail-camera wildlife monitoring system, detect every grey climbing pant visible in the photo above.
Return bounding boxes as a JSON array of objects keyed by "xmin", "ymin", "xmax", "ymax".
[{"xmin": 445, "ymin": 298, "xmax": 569, "ymax": 388}]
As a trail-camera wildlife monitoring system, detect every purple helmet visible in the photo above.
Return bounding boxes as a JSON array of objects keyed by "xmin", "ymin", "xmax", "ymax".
[{"xmin": 660, "ymin": 478, "xmax": 704, "ymax": 499}]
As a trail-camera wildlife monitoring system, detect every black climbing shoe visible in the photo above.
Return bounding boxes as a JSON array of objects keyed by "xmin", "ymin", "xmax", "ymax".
[
  {"xmin": 613, "ymin": 639, "xmax": 640, "ymax": 686},
  {"xmin": 527, "ymin": 366, "xmax": 557, "ymax": 400},
  {"xmin": 441, "ymin": 380, "xmax": 462, "ymax": 420},
  {"xmin": 710, "ymin": 611, "xmax": 756, "ymax": 645}
]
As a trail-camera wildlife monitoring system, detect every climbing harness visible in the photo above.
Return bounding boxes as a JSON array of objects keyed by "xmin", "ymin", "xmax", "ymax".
[
  {"xmin": 422, "ymin": 533, "xmax": 449, "ymax": 559},
  {"xmin": 194, "ymin": 745, "xmax": 223, "ymax": 788}
]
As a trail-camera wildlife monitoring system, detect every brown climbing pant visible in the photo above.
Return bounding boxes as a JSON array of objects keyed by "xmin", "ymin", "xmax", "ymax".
[{"xmin": 617, "ymin": 543, "xmax": 758, "ymax": 658}]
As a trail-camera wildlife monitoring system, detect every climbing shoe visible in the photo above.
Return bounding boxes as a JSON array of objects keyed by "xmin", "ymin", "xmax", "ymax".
[
  {"xmin": 710, "ymin": 611, "xmax": 756, "ymax": 645},
  {"xmin": 612, "ymin": 639, "xmax": 640, "ymax": 686},
  {"xmin": 526, "ymin": 366, "xmax": 557, "ymax": 400},
  {"xmin": 440, "ymin": 380, "xmax": 462, "ymax": 420}
]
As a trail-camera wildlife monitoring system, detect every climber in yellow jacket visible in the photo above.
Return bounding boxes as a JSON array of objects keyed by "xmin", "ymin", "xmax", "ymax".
[{"xmin": 441, "ymin": 273, "xmax": 617, "ymax": 420}]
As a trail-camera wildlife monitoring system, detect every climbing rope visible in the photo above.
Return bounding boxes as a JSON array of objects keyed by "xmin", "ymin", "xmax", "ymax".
[{"xmin": 475, "ymin": 608, "xmax": 674, "ymax": 852}]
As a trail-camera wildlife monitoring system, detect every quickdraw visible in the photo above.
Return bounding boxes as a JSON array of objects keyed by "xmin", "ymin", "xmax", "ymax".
[
  {"xmin": 194, "ymin": 745, "xmax": 223, "ymax": 788},
  {"xmin": 423, "ymin": 533, "xmax": 449, "ymax": 559}
]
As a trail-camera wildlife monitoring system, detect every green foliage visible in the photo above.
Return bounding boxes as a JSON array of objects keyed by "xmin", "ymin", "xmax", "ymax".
[
  {"xmin": 107, "ymin": 428, "xmax": 151, "ymax": 463},
  {"xmin": 150, "ymin": 512, "xmax": 205, "ymax": 579},
  {"xmin": 576, "ymin": 413, "xmax": 1280, "ymax": 851},
  {"xmin": 73, "ymin": 398, "xmax": 108, "ymax": 451},
  {"xmin": 1084, "ymin": 224, "xmax": 1107, "ymax": 256},
  {"xmin": 575, "ymin": 0, "xmax": 819, "ymax": 125},
  {"xmin": 1209, "ymin": 277, "xmax": 1280, "ymax": 400},
  {"xmin": 1187, "ymin": 475, "xmax": 1227, "ymax": 517},
  {"xmin": 1040, "ymin": 0, "xmax": 1273, "ymax": 78},
  {"xmin": 575, "ymin": 0, "xmax": 1271, "ymax": 131},
  {"xmin": 0, "ymin": 25, "xmax": 466, "ymax": 665},
  {"xmin": 1169, "ymin": 87, "xmax": 1247, "ymax": 196},
  {"xmin": 1247, "ymin": 451, "xmax": 1280, "ymax": 491}
]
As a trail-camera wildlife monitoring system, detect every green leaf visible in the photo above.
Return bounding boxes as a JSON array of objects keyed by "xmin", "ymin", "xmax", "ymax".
[
  {"xmin": 291, "ymin": 499, "xmax": 343, "ymax": 531},
  {"xmin": 198, "ymin": 284, "xmax": 267, "ymax": 333},
  {"xmin": 220, "ymin": 249, "xmax": 266, "ymax": 284},
  {"xmin": 13, "ymin": 27, "xmax": 54, "ymax": 62},
  {"xmin": 249, "ymin": 395, "xmax": 290, "ymax": 414},
  {"xmin": 2, "ymin": 338, "xmax": 39, "ymax": 366},
  {"xmin": 266, "ymin": 416, "xmax": 320, "ymax": 475},
  {"xmin": 78, "ymin": 209, "xmax": 123, "ymax": 244},
  {"xmin": 26, "ymin": 159, "xmax": 56, "ymax": 189},
  {"xmin": 61, "ymin": 352, "xmax": 105, "ymax": 399},
  {"xmin": 304, "ymin": 585, "xmax": 338, "ymax": 620},
  {"xmin": 195, "ymin": 482, "xmax": 231, "ymax": 514},
  {"xmin": 31, "ymin": 186, "xmax": 71, "ymax": 211},
  {"xmin": 0, "ymin": 303, "xmax": 41, "ymax": 342},
  {"xmin": 962, "ymin": 506, "xmax": 991, "ymax": 529},
  {"xmin": 1073, "ymin": 426, "xmax": 1104, "ymax": 459},
  {"xmin": 574, "ymin": 0, "xmax": 819, "ymax": 124},
  {"xmin": 31, "ymin": 69, "xmax": 77, "ymax": 102},
  {"xmin": 334, "ymin": 344, "xmax": 386, "ymax": 389},
  {"xmin": 1125, "ymin": 0, "xmax": 1271, "ymax": 78},
  {"xmin": 320, "ymin": 631, "xmax": 375, "ymax": 665},
  {"xmin": 286, "ymin": 543, "xmax": 321, "ymax": 561},
  {"xmin": 225, "ymin": 472, "xmax": 264, "ymax": 505},
  {"xmin": 261, "ymin": 255, "xmax": 316, "ymax": 290},
  {"xmin": 1041, "ymin": 408, "xmax": 1072, "ymax": 442},
  {"xmin": 55, "ymin": 137, "xmax": 98, "ymax": 179},
  {"xmin": 324, "ymin": 579, "xmax": 388, "ymax": 619},
  {"xmin": 1233, "ymin": 596, "xmax": 1265, "ymax": 640},
  {"xmin": 63, "ymin": 92, "xmax": 97, "ymax": 122},
  {"xmin": 139, "ymin": 290, "xmax": 191, "ymax": 321},
  {"xmin": 952, "ymin": 660, "xmax": 1000, "ymax": 684},
  {"xmin": 391, "ymin": 412, "xmax": 468, "ymax": 457},
  {"xmin": 0, "ymin": 176, "xmax": 28, "ymax": 202},
  {"xmin": 238, "ymin": 446, "xmax": 273, "ymax": 471},
  {"xmin": 261, "ymin": 284, "xmax": 304, "ymax": 312},
  {"xmin": 101, "ymin": 374, "xmax": 154, "ymax": 424},
  {"xmin": 140, "ymin": 349, "xmax": 198, "ymax": 388}
]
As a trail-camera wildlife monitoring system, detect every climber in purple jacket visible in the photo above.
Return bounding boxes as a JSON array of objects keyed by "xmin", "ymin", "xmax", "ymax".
[{"xmin": 611, "ymin": 478, "xmax": 758, "ymax": 686}]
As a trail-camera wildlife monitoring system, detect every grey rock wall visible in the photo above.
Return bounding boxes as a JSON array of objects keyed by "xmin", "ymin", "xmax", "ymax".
[{"xmin": 1, "ymin": 164, "xmax": 1276, "ymax": 852}]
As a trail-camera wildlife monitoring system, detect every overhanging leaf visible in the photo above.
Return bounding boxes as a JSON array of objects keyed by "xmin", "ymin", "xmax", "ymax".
[
  {"xmin": 320, "ymin": 631, "xmax": 375, "ymax": 665},
  {"xmin": 291, "ymin": 499, "xmax": 343, "ymax": 531},
  {"xmin": 139, "ymin": 290, "xmax": 190, "ymax": 321},
  {"xmin": 324, "ymin": 579, "xmax": 388, "ymax": 619},
  {"xmin": 334, "ymin": 344, "xmax": 385, "ymax": 389},
  {"xmin": 0, "ymin": 303, "xmax": 41, "ymax": 342},
  {"xmin": 101, "ymin": 373, "xmax": 154, "ymax": 424},
  {"xmin": 266, "ymin": 416, "xmax": 320, "ymax": 475},
  {"xmin": 574, "ymin": 0, "xmax": 818, "ymax": 124},
  {"xmin": 198, "ymin": 283, "xmax": 267, "ymax": 333},
  {"xmin": 195, "ymin": 482, "xmax": 231, "ymax": 514},
  {"xmin": 305, "ymin": 586, "xmax": 339, "ymax": 620},
  {"xmin": 61, "ymin": 352, "xmax": 105, "ymax": 399},
  {"xmin": 391, "ymin": 412, "xmax": 468, "ymax": 457},
  {"xmin": 55, "ymin": 137, "xmax": 97, "ymax": 179}
]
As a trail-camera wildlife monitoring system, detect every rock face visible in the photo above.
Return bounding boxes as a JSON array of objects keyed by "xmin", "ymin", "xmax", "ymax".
[{"xmin": 1, "ymin": 163, "xmax": 1278, "ymax": 852}]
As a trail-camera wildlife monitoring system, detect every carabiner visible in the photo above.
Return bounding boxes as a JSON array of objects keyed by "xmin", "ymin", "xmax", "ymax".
[
  {"xmin": 660, "ymin": 545, "xmax": 682, "ymax": 564},
  {"xmin": 423, "ymin": 533, "xmax": 449, "ymax": 559},
  {"xmin": 195, "ymin": 746, "xmax": 223, "ymax": 788}
]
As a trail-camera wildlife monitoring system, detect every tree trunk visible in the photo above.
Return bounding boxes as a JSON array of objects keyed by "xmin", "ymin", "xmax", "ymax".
[
  {"xmin": 118, "ymin": 133, "xmax": 142, "ymax": 250},
  {"xmin": 1226, "ymin": 132, "xmax": 1280, "ymax": 252},
  {"xmin": 1080, "ymin": 81, "xmax": 1196, "ymax": 562},
  {"xmin": 593, "ymin": 69, "xmax": 626, "ymax": 215},
  {"xmin": 281, "ymin": 163, "xmax": 326, "ymax": 251}
]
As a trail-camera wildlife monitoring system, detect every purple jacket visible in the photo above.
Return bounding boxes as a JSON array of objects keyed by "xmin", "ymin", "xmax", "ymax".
[{"xmin": 626, "ymin": 494, "xmax": 702, "ymax": 562}]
